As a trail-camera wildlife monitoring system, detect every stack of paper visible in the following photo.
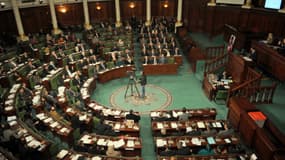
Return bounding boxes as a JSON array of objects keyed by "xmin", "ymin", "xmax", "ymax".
[
  {"xmin": 127, "ymin": 140, "xmax": 134, "ymax": 147},
  {"xmin": 97, "ymin": 139, "xmax": 107, "ymax": 146},
  {"xmin": 79, "ymin": 115, "xmax": 87, "ymax": 121},
  {"xmin": 7, "ymin": 116, "xmax": 16, "ymax": 122},
  {"xmin": 171, "ymin": 122, "xmax": 178, "ymax": 129},
  {"xmin": 216, "ymin": 122, "xmax": 222, "ymax": 128},
  {"xmin": 186, "ymin": 127, "xmax": 193, "ymax": 133},
  {"xmin": 156, "ymin": 139, "xmax": 167, "ymax": 147},
  {"xmin": 114, "ymin": 139, "xmax": 125, "ymax": 148},
  {"xmin": 150, "ymin": 112, "xmax": 159, "ymax": 117},
  {"xmin": 91, "ymin": 156, "xmax": 102, "ymax": 160},
  {"xmin": 56, "ymin": 149, "xmax": 69, "ymax": 159},
  {"xmin": 50, "ymin": 122, "xmax": 59, "ymax": 128},
  {"xmin": 70, "ymin": 154, "xmax": 82, "ymax": 160},
  {"xmin": 36, "ymin": 113, "xmax": 46, "ymax": 120},
  {"xmin": 157, "ymin": 122, "xmax": 163, "ymax": 129},
  {"xmin": 191, "ymin": 137, "xmax": 201, "ymax": 146},
  {"xmin": 224, "ymin": 138, "xmax": 231, "ymax": 143},
  {"xmin": 197, "ymin": 122, "xmax": 206, "ymax": 128},
  {"xmin": 114, "ymin": 123, "xmax": 121, "ymax": 130},
  {"xmin": 43, "ymin": 117, "xmax": 53, "ymax": 123}
]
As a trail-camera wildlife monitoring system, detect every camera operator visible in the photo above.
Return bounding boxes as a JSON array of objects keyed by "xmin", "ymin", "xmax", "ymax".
[{"xmin": 139, "ymin": 71, "xmax": 147, "ymax": 99}]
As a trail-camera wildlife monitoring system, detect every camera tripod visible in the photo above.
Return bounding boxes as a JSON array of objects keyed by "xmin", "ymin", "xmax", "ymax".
[{"xmin": 124, "ymin": 76, "xmax": 140, "ymax": 98}]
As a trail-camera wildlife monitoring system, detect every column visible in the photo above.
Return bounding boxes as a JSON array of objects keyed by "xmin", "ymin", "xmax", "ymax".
[
  {"xmin": 207, "ymin": 0, "xmax": 216, "ymax": 6},
  {"xmin": 11, "ymin": 0, "xmax": 28, "ymax": 41},
  {"xmin": 145, "ymin": 0, "xmax": 151, "ymax": 26},
  {"xmin": 242, "ymin": 0, "xmax": 252, "ymax": 9},
  {"xmin": 115, "ymin": 0, "xmax": 122, "ymax": 27},
  {"xmin": 175, "ymin": 0, "xmax": 183, "ymax": 27},
  {"xmin": 48, "ymin": 0, "xmax": 61, "ymax": 34},
  {"xmin": 83, "ymin": 0, "xmax": 92, "ymax": 30}
]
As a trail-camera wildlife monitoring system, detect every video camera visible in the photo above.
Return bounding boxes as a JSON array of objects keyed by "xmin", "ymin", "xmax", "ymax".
[{"xmin": 126, "ymin": 67, "xmax": 136, "ymax": 80}]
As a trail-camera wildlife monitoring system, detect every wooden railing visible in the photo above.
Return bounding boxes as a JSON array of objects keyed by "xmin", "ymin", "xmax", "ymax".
[
  {"xmin": 228, "ymin": 75, "xmax": 277, "ymax": 104},
  {"xmin": 248, "ymin": 83, "xmax": 277, "ymax": 104},
  {"xmin": 204, "ymin": 53, "xmax": 228, "ymax": 76},
  {"xmin": 205, "ymin": 45, "xmax": 225, "ymax": 59}
]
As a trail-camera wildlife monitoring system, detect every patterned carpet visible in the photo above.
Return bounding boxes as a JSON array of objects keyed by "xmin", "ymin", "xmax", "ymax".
[{"xmin": 110, "ymin": 84, "xmax": 172, "ymax": 114}]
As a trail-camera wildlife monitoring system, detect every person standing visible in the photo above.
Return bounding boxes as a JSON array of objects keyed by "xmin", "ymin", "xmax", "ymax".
[{"xmin": 139, "ymin": 71, "xmax": 147, "ymax": 99}]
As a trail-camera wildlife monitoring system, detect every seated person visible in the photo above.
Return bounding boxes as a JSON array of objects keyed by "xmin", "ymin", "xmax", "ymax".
[
  {"xmin": 106, "ymin": 145, "xmax": 121, "ymax": 157},
  {"xmin": 201, "ymin": 125, "xmax": 217, "ymax": 137},
  {"xmin": 160, "ymin": 147, "xmax": 176, "ymax": 156},
  {"xmin": 178, "ymin": 107, "xmax": 189, "ymax": 121},
  {"xmin": 185, "ymin": 123, "xmax": 201, "ymax": 136},
  {"xmin": 249, "ymin": 47, "xmax": 257, "ymax": 62},
  {"xmin": 126, "ymin": 109, "xmax": 140, "ymax": 123},
  {"xmin": 94, "ymin": 119, "xmax": 117, "ymax": 136},
  {"xmin": 266, "ymin": 32, "xmax": 274, "ymax": 45},
  {"xmin": 198, "ymin": 144, "xmax": 215, "ymax": 155},
  {"xmin": 278, "ymin": 38, "xmax": 285, "ymax": 55},
  {"xmin": 117, "ymin": 39, "xmax": 124, "ymax": 47},
  {"xmin": 217, "ymin": 122, "xmax": 234, "ymax": 137},
  {"xmin": 176, "ymin": 141, "xmax": 191, "ymax": 155},
  {"xmin": 218, "ymin": 71, "xmax": 229, "ymax": 81}
]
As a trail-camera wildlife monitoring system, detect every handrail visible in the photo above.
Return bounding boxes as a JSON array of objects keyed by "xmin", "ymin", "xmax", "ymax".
[
  {"xmin": 204, "ymin": 53, "xmax": 228, "ymax": 76},
  {"xmin": 205, "ymin": 45, "xmax": 225, "ymax": 59}
]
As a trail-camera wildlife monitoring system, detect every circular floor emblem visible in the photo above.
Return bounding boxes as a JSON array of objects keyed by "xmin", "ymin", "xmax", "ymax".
[{"xmin": 110, "ymin": 84, "xmax": 172, "ymax": 114}]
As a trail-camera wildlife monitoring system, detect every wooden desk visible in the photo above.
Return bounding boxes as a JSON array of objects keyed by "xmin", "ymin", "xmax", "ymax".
[
  {"xmin": 174, "ymin": 55, "xmax": 183, "ymax": 66},
  {"xmin": 35, "ymin": 112, "xmax": 73, "ymax": 144},
  {"xmin": 158, "ymin": 153, "xmax": 254, "ymax": 160},
  {"xmin": 88, "ymin": 102, "xmax": 139, "ymax": 122},
  {"xmin": 152, "ymin": 120, "xmax": 226, "ymax": 137},
  {"xmin": 150, "ymin": 108, "xmax": 217, "ymax": 121},
  {"xmin": 227, "ymin": 97, "xmax": 257, "ymax": 130},
  {"xmin": 77, "ymin": 134, "xmax": 142, "ymax": 157},
  {"xmin": 56, "ymin": 149, "xmax": 142, "ymax": 160},
  {"xmin": 98, "ymin": 65, "xmax": 134, "ymax": 83},
  {"xmin": 104, "ymin": 120, "xmax": 140, "ymax": 137},
  {"xmin": 252, "ymin": 41, "xmax": 285, "ymax": 81},
  {"xmin": 142, "ymin": 63, "xmax": 179, "ymax": 75},
  {"xmin": 154, "ymin": 135, "xmax": 240, "ymax": 155}
]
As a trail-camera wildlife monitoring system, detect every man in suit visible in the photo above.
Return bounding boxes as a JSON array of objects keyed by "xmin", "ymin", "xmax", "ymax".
[
  {"xmin": 126, "ymin": 109, "xmax": 140, "ymax": 123},
  {"xmin": 178, "ymin": 107, "xmax": 189, "ymax": 121},
  {"xmin": 139, "ymin": 71, "xmax": 147, "ymax": 99}
]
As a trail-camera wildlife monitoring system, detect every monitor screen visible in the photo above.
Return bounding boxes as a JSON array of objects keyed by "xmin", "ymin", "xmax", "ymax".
[{"xmin": 264, "ymin": 0, "xmax": 282, "ymax": 9}]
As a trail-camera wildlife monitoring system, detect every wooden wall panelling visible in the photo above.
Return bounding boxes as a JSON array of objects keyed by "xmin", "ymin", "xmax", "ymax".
[
  {"xmin": 120, "ymin": 0, "xmax": 145, "ymax": 20},
  {"xmin": 253, "ymin": 128, "xmax": 277, "ymax": 160},
  {"xmin": 157, "ymin": 0, "xmax": 176, "ymax": 18},
  {"xmin": 182, "ymin": 0, "xmax": 189, "ymax": 28},
  {"xmin": 214, "ymin": 7, "xmax": 240, "ymax": 35},
  {"xmin": 187, "ymin": 0, "xmax": 208, "ymax": 32},
  {"xmin": 237, "ymin": 9, "xmax": 250, "ymax": 30},
  {"xmin": 20, "ymin": 6, "xmax": 51, "ymax": 34},
  {"xmin": 0, "ymin": 10, "xmax": 17, "ymax": 34},
  {"xmin": 56, "ymin": 3, "xmax": 84, "ymax": 27},
  {"xmin": 205, "ymin": 6, "xmax": 215, "ymax": 36},
  {"xmin": 226, "ymin": 53, "xmax": 245, "ymax": 84},
  {"xmin": 239, "ymin": 112, "xmax": 258, "ymax": 146},
  {"xmin": 89, "ymin": 1, "xmax": 115, "ymax": 23}
]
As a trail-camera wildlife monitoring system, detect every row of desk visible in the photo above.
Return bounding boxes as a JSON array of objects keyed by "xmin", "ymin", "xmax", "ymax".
[
  {"xmin": 76, "ymin": 134, "xmax": 142, "ymax": 157},
  {"xmin": 150, "ymin": 108, "xmax": 217, "ymax": 121},
  {"xmin": 227, "ymin": 97, "xmax": 285, "ymax": 160},
  {"xmin": 56, "ymin": 149, "xmax": 142, "ymax": 160},
  {"xmin": 5, "ymin": 84, "xmax": 50, "ymax": 154},
  {"xmin": 152, "ymin": 120, "xmax": 226, "ymax": 137}
]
